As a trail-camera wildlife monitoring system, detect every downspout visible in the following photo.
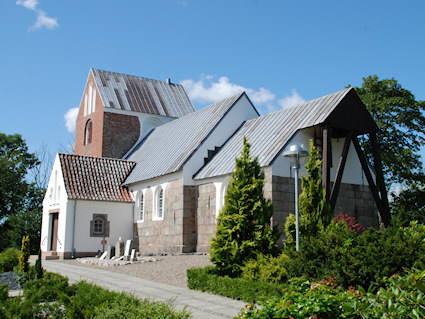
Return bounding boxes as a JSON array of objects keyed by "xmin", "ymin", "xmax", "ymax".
[{"xmin": 71, "ymin": 199, "xmax": 77, "ymax": 259}]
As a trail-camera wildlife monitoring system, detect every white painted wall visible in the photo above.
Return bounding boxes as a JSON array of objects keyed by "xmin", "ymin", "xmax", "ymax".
[
  {"xmin": 41, "ymin": 154, "xmax": 68, "ymax": 253},
  {"xmin": 183, "ymin": 94, "xmax": 259, "ymax": 185},
  {"xmin": 272, "ymin": 127, "xmax": 373, "ymax": 185},
  {"xmin": 41, "ymin": 153, "xmax": 135, "ymax": 255},
  {"xmin": 73, "ymin": 200, "xmax": 134, "ymax": 253}
]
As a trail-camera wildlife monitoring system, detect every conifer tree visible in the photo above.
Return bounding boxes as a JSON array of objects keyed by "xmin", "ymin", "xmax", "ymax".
[
  {"xmin": 210, "ymin": 137, "xmax": 280, "ymax": 276},
  {"xmin": 285, "ymin": 140, "xmax": 332, "ymax": 241},
  {"xmin": 18, "ymin": 235, "xmax": 30, "ymax": 273},
  {"xmin": 299, "ymin": 139, "xmax": 332, "ymax": 235}
]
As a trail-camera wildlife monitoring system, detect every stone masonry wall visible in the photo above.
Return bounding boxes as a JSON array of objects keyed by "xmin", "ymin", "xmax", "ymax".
[
  {"xmin": 137, "ymin": 179, "xmax": 184, "ymax": 255},
  {"xmin": 269, "ymin": 174, "xmax": 379, "ymax": 239},
  {"xmin": 196, "ymin": 183, "xmax": 216, "ymax": 252}
]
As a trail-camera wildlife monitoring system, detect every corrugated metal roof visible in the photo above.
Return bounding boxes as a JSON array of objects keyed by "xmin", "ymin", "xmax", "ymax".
[
  {"xmin": 59, "ymin": 153, "xmax": 135, "ymax": 202},
  {"xmin": 194, "ymin": 88, "xmax": 352, "ymax": 180},
  {"xmin": 91, "ymin": 68, "xmax": 194, "ymax": 118},
  {"xmin": 123, "ymin": 92, "xmax": 246, "ymax": 185}
]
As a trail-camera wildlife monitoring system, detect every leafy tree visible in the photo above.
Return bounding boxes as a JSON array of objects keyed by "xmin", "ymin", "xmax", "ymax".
[
  {"xmin": 210, "ymin": 137, "xmax": 280, "ymax": 276},
  {"xmin": 6, "ymin": 208, "xmax": 42, "ymax": 254},
  {"xmin": 354, "ymin": 76, "xmax": 425, "ymax": 188},
  {"xmin": 0, "ymin": 133, "xmax": 44, "ymax": 252},
  {"xmin": 391, "ymin": 185, "xmax": 425, "ymax": 226},
  {"xmin": 0, "ymin": 133, "xmax": 40, "ymax": 219}
]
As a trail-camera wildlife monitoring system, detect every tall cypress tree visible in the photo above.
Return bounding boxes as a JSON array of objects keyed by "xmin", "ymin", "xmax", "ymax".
[
  {"xmin": 299, "ymin": 139, "xmax": 332, "ymax": 235},
  {"xmin": 210, "ymin": 137, "xmax": 280, "ymax": 276}
]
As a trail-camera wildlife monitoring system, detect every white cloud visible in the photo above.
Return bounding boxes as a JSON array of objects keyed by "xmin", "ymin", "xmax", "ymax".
[
  {"xmin": 64, "ymin": 107, "xmax": 79, "ymax": 133},
  {"xmin": 278, "ymin": 89, "xmax": 306, "ymax": 109},
  {"xmin": 16, "ymin": 0, "xmax": 58, "ymax": 31},
  {"xmin": 16, "ymin": 0, "xmax": 39, "ymax": 10},
  {"xmin": 181, "ymin": 75, "xmax": 275, "ymax": 106},
  {"xmin": 181, "ymin": 74, "xmax": 306, "ymax": 115},
  {"xmin": 29, "ymin": 11, "xmax": 58, "ymax": 30}
]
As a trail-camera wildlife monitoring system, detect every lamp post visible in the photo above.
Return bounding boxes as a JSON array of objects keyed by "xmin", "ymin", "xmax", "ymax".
[{"xmin": 282, "ymin": 143, "xmax": 309, "ymax": 252}]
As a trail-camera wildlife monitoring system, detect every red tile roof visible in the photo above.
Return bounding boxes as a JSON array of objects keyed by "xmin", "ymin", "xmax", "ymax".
[{"xmin": 59, "ymin": 153, "xmax": 135, "ymax": 202}]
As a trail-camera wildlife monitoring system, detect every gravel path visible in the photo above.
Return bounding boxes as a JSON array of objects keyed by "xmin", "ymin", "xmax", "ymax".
[{"xmin": 60, "ymin": 254, "xmax": 212, "ymax": 288}]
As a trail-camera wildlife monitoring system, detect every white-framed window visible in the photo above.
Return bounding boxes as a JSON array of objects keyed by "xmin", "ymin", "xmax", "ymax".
[
  {"xmin": 84, "ymin": 83, "xmax": 96, "ymax": 116},
  {"xmin": 153, "ymin": 186, "xmax": 165, "ymax": 220}
]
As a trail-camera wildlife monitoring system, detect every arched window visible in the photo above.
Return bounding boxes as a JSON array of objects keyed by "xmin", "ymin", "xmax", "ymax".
[
  {"xmin": 139, "ymin": 193, "xmax": 144, "ymax": 221},
  {"xmin": 157, "ymin": 188, "xmax": 164, "ymax": 219},
  {"xmin": 93, "ymin": 217, "xmax": 105, "ymax": 235},
  {"xmin": 84, "ymin": 120, "xmax": 93, "ymax": 145}
]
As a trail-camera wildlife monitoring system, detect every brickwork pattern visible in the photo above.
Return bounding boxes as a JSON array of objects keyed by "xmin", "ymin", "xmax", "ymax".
[
  {"xmin": 102, "ymin": 112, "xmax": 140, "ymax": 158},
  {"xmin": 75, "ymin": 72, "xmax": 104, "ymax": 157}
]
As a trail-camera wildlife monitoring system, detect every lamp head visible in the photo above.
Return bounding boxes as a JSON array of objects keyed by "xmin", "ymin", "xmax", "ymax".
[{"xmin": 282, "ymin": 142, "xmax": 309, "ymax": 168}]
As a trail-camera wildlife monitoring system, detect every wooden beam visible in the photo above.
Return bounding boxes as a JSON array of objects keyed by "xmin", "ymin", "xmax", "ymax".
[
  {"xmin": 322, "ymin": 126, "xmax": 331, "ymax": 201},
  {"xmin": 352, "ymin": 136, "xmax": 385, "ymax": 215},
  {"xmin": 370, "ymin": 133, "xmax": 391, "ymax": 226},
  {"xmin": 330, "ymin": 131, "xmax": 353, "ymax": 213}
]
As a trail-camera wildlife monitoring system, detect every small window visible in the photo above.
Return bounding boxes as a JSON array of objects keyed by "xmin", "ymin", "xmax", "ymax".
[
  {"xmin": 84, "ymin": 120, "xmax": 93, "ymax": 145},
  {"xmin": 139, "ymin": 193, "xmax": 144, "ymax": 221},
  {"xmin": 93, "ymin": 218, "xmax": 104, "ymax": 235},
  {"xmin": 158, "ymin": 188, "xmax": 164, "ymax": 218},
  {"xmin": 90, "ymin": 214, "xmax": 109, "ymax": 237}
]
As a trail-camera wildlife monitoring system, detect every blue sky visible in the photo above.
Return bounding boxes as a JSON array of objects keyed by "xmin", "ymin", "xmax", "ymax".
[{"xmin": 1, "ymin": 0, "xmax": 424, "ymax": 165}]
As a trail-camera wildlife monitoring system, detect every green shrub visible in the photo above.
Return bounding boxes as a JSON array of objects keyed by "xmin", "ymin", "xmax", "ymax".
[
  {"xmin": 187, "ymin": 266, "xmax": 286, "ymax": 303},
  {"xmin": 282, "ymin": 221, "xmax": 425, "ymax": 288},
  {"xmin": 94, "ymin": 295, "xmax": 191, "ymax": 319},
  {"xmin": 18, "ymin": 235, "xmax": 30, "ymax": 273},
  {"xmin": 35, "ymin": 249, "xmax": 43, "ymax": 279},
  {"xmin": 241, "ymin": 253, "xmax": 290, "ymax": 283},
  {"xmin": 209, "ymin": 137, "xmax": 280, "ymax": 277},
  {"xmin": 239, "ymin": 264, "xmax": 425, "ymax": 319},
  {"xmin": 0, "ymin": 247, "xmax": 19, "ymax": 273},
  {"xmin": 23, "ymin": 271, "xmax": 69, "ymax": 303},
  {"xmin": 0, "ymin": 284, "xmax": 8, "ymax": 302}
]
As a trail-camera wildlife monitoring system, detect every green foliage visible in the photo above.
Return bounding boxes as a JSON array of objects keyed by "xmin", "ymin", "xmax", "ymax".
[
  {"xmin": 18, "ymin": 235, "xmax": 30, "ymax": 273},
  {"xmin": 187, "ymin": 266, "xmax": 286, "ymax": 303},
  {"xmin": 354, "ymin": 76, "xmax": 425, "ymax": 187},
  {"xmin": 283, "ymin": 222, "xmax": 425, "ymax": 288},
  {"xmin": 239, "ymin": 264, "xmax": 425, "ymax": 319},
  {"xmin": 0, "ymin": 247, "xmax": 19, "ymax": 273},
  {"xmin": 0, "ymin": 284, "xmax": 8, "ymax": 303},
  {"xmin": 285, "ymin": 140, "xmax": 332, "ymax": 241},
  {"xmin": 391, "ymin": 185, "xmax": 425, "ymax": 226},
  {"xmin": 35, "ymin": 249, "xmax": 43, "ymax": 279},
  {"xmin": 299, "ymin": 139, "xmax": 332, "ymax": 235},
  {"xmin": 6, "ymin": 208, "xmax": 42, "ymax": 254},
  {"xmin": 94, "ymin": 295, "xmax": 191, "ymax": 319},
  {"xmin": 210, "ymin": 137, "xmax": 280, "ymax": 276},
  {"xmin": 0, "ymin": 132, "xmax": 45, "ymax": 253},
  {"xmin": 2, "ymin": 271, "xmax": 189, "ymax": 319},
  {"xmin": 241, "ymin": 253, "xmax": 290, "ymax": 283}
]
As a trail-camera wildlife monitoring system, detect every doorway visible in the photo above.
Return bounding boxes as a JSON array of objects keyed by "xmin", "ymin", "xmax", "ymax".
[{"xmin": 50, "ymin": 213, "xmax": 59, "ymax": 251}]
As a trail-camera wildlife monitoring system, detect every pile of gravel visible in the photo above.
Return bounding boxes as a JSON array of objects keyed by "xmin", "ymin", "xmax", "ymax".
[{"xmin": 0, "ymin": 272, "xmax": 21, "ymax": 290}]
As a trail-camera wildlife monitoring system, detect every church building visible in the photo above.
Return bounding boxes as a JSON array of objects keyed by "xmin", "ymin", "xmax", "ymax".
[{"xmin": 40, "ymin": 69, "xmax": 389, "ymax": 259}]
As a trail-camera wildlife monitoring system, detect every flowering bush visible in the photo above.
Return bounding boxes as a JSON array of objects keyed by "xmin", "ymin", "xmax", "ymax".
[{"xmin": 334, "ymin": 213, "xmax": 366, "ymax": 233}]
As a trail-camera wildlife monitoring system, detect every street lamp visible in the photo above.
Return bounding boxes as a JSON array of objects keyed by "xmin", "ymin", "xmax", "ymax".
[{"xmin": 282, "ymin": 142, "xmax": 309, "ymax": 252}]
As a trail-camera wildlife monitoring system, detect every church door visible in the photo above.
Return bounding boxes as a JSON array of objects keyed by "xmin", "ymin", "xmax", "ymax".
[{"xmin": 50, "ymin": 213, "xmax": 59, "ymax": 251}]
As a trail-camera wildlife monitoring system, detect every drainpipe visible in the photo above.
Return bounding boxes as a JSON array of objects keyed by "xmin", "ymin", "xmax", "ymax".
[{"xmin": 71, "ymin": 199, "xmax": 77, "ymax": 259}]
